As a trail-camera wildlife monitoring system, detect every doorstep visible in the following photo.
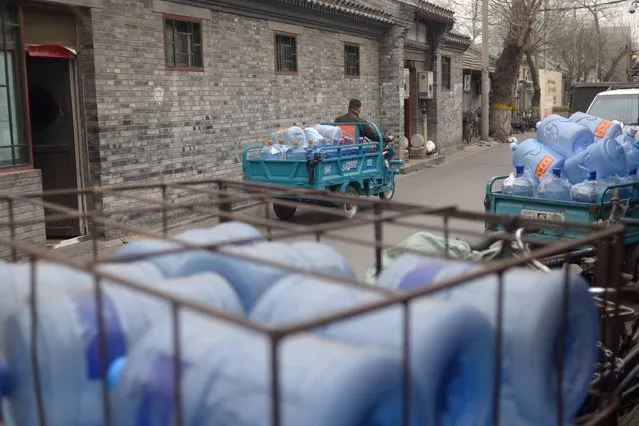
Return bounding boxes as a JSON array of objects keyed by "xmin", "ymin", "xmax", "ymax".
[{"xmin": 399, "ymin": 153, "xmax": 445, "ymax": 174}]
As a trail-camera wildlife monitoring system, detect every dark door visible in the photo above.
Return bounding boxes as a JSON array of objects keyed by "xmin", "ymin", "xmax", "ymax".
[{"xmin": 26, "ymin": 56, "xmax": 80, "ymax": 238}]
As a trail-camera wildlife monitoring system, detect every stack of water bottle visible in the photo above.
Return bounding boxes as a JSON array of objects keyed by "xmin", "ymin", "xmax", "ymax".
[
  {"xmin": 505, "ymin": 112, "xmax": 639, "ymax": 203},
  {"xmin": 0, "ymin": 220, "xmax": 600, "ymax": 426},
  {"xmin": 259, "ymin": 124, "xmax": 372, "ymax": 161}
]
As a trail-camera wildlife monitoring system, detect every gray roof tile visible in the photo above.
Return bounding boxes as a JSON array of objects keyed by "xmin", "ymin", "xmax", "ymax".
[{"xmin": 280, "ymin": 0, "xmax": 395, "ymax": 24}]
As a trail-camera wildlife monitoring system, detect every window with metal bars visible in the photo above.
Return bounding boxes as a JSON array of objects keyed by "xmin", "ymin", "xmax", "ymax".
[
  {"xmin": 0, "ymin": 5, "xmax": 28, "ymax": 169},
  {"xmin": 275, "ymin": 34, "xmax": 297, "ymax": 74},
  {"xmin": 441, "ymin": 56, "xmax": 451, "ymax": 90},
  {"xmin": 344, "ymin": 44, "xmax": 360, "ymax": 77},
  {"xmin": 164, "ymin": 17, "xmax": 203, "ymax": 70}
]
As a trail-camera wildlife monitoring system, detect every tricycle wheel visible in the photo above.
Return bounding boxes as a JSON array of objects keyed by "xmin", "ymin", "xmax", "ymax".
[
  {"xmin": 273, "ymin": 203, "xmax": 296, "ymax": 220},
  {"xmin": 343, "ymin": 186, "xmax": 359, "ymax": 219},
  {"xmin": 379, "ymin": 185, "xmax": 395, "ymax": 201}
]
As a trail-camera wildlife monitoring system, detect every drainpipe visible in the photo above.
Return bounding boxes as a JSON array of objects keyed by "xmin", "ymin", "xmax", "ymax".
[{"xmin": 420, "ymin": 100, "xmax": 428, "ymax": 145}]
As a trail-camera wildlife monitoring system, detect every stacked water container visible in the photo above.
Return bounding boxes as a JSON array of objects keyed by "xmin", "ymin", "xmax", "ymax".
[
  {"xmin": 259, "ymin": 124, "xmax": 373, "ymax": 161},
  {"xmin": 506, "ymin": 112, "xmax": 639, "ymax": 202},
  {"xmin": 0, "ymin": 219, "xmax": 600, "ymax": 425}
]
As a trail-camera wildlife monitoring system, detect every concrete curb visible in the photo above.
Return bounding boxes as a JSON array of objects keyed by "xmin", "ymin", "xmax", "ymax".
[{"xmin": 399, "ymin": 153, "xmax": 445, "ymax": 174}]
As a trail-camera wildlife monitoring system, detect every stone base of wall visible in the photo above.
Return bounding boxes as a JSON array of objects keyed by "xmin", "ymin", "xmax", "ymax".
[{"xmin": 0, "ymin": 169, "xmax": 46, "ymax": 261}]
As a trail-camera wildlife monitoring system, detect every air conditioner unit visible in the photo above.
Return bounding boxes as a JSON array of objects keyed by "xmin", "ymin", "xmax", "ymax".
[{"xmin": 463, "ymin": 74, "xmax": 471, "ymax": 92}]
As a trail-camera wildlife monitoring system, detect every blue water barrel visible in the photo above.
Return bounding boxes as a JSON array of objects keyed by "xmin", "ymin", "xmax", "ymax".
[
  {"xmin": 569, "ymin": 112, "xmax": 622, "ymax": 143},
  {"xmin": 0, "ymin": 261, "xmax": 164, "ymax": 350},
  {"xmin": 536, "ymin": 114, "xmax": 594, "ymax": 157},
  {"xmin": 250, "ymin": 274, "xmax": 495, "ymax": 426},
  {"xmin": 110, "ymin": 312, "xmax": 423, "ymax": 426},
  {"xmin": 175, "ymin": 241, "xmax": 313, "ymax": 313},
  {"xmin": 115, "ymin": 221, "xmax": 264, "ymax": 277},
  {"xmin": 290, "ymin": 241, "xmax": 355, "ymax": 279},
  {"xmin": 0, "ymin": 272, "xmax": 243, "ymax": 426},
  {"xmin": 377, "ymin": 255, "xmax": 599, "ymax": 425}
]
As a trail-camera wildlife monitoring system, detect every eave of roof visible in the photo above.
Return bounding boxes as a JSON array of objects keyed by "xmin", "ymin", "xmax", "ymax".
[
  {"xmin": 443, "ymin": 31, "xmax": 471, "ymax": 46},
  {"xmin": 281, "ymin": 0, "xmax": 396, "ymax": 24},
  {"xmin": 415, "ymin": 0, "xmax": 455, "ymax": 25}
]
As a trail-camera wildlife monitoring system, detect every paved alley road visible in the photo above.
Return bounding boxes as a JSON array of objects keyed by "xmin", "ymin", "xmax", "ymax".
[
  {"xmin": 63, "ymin": 139, "xmax": 520, "ymax": 280},
  {"xmin": 273, "ymin": 140, "xmax": 515, "ymax": 278}
]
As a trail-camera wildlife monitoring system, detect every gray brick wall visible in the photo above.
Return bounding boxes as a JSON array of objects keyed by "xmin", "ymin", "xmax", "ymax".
[
  {"xmin": 437, "ymin": 48, "xmax": 464, "ymax": 151},
  {"xmin": 379, "ymin": 25, "xmax": 406, "ymax": 158},
  {"xmin": 84, "ymin": 0, "xmax": 384, "ymax": 237},
  {"xmin": 0, "ymin": 170, "xmax": 46, "ymax": 260}
]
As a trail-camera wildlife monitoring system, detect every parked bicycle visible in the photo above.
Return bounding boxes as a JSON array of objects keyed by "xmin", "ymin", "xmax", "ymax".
[{"xmin": 463, "ymin": 107, "xmax": 481, "ymax": 144}]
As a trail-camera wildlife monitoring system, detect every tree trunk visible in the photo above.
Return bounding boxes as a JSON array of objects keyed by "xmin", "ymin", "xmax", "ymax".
[
  {"xmin": 489, "ymin": 0, "xmax": 540, "ymax": 142},
  {"xmin": 490, "ymin": 38, "xmax": 524, "ymax": 138},
  {"xmin": 526, "ymin": 52, "xmax": 541, "ymax": 114}
]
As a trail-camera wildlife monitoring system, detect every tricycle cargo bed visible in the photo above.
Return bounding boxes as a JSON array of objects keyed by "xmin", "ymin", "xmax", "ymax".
[
  {"xmin": 243, "ymin": 146, "xmax": 384, "ymax": 189},
  {"xmin": 485, "ymin": 175, "xmax": 639, "ymax": 244}
]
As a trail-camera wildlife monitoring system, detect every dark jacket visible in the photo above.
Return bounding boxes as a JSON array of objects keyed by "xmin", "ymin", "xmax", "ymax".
[{"xmin": 335, "ymin": 111, "xmax": 391, "ymax": 143}]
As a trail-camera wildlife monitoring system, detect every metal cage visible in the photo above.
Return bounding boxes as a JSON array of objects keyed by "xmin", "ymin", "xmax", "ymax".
[{"xmin": 0, "ymin": 179, "xmax": 631, "ymax": 426}]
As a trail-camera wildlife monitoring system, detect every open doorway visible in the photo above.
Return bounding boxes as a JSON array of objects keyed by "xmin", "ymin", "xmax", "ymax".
[{"xmin": 26, "ymin": 54, "xmax": 83, "ymax": 240}]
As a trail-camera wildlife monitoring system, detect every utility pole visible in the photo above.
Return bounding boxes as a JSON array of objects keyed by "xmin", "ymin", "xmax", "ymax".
[
  {"xmin": 481, "ymin": 0, "xmax": 489, "ymax": 141},
  {"xmin": 543, "ymin": 0, "xmax": 548, "ymax": 70}
]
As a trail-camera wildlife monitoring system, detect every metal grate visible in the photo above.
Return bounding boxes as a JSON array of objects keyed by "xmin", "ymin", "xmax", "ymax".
[{"xmin": 0, "ymin": 179, "xmax": 632, "ymax": 426}]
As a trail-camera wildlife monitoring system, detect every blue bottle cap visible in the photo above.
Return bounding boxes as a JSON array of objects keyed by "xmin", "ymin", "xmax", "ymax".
[
  {"xmin": 515, "ymin": 165, "xmax": 524, "ymax": 176},
  {"xmin": 588, "ymin": 171, "xmax": 597, "ymax": 181},
  {"xmin": 552, "ymin": 168, "xmax": 561, "ymax": 177},
  {"xmin": 107, "ymin": 357, "xmax": 127, "ymax": 389}
]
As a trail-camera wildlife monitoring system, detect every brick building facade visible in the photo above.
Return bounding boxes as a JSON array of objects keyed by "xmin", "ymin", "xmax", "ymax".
[{"xmin": 0, "ymin": 0, "xmax": 468, "ymax": 249}]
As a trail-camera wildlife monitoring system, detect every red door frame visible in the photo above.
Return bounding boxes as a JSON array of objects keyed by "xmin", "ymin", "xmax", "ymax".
[{"xmin": 404, "ymin": 62, "xmax": 412, "ymax": 140}]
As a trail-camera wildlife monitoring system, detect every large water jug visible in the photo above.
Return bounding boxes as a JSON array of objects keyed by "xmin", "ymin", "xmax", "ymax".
[
  {"xmin": 314, "ymin": 124, "xmax": 342, "ymax": 145},
  {"xmin": 618, "ymin": 131, "xmax": 639, "ymax": 173},
  {"xmin": 109, "ymin": 312, "xmax": 424, "ymax": 426},
  {"xmin": 571, "ymin": 171, "xmax": 601, "ymax": 203},
  {"xmin": 375, "ymin": 255, "xmax": 598, "ymax": 426},
  {"xmin": 304, "ymin": 127, "xmax": 328, "ymax": 147},
  {"xmin": 290, "ymin": 241, "xmax": 355, "ymax": 279},
  {"xmin": 286, "ymin": 139, "xmax": 308, "ymax": 161},
  {"xmin": 250, "ymin": 274, "xmax": 495, "ymax": 426},
  {"xmin": 619, "ymin": 169, "xmax": 638, "ymax": 199},
  {"xmin": 269, "ymin": 126, "xmax": 306, "ymax": 149},
  {"xmin": 569, "ymin": 112, "xmax": 622, "ymax": 142},
  {"xmin": 502, "ymin": 165, "xmax": 534, "ymax": 197},
  {"xmin": 174, "ymin": 241, "xmax": 316, "ymax": 313},
  {"xmin": 0, "ymin": 273, "xmax": 243, "ymax": 426},
  {"xmin": 537, "ymin": 168, "xmax": 571, "ymax": 201},
  {"xmin": 536, "ymin": 114, "xmax": 594, "ymax": 157},
  {"xmin": 563, "ymin": 138, "xmax": 627, "ymax": 184},
  {"xmin": 510, "ymin": 139, "xmax": 565, "ymax": 181},
  {"xmin": 305, "ymin": 140, "xmax": 320, "ymax": 160},
  {"xmin": 260, "ymin": 139, "xmax": 283, "ymax": 160},
  {"xmin": 115, "ymin": 221, "xmax": 264, "ymax": 278},
  {"xmin": 0, "ymin": 261, "xmax": 164, "ymax": 350}
]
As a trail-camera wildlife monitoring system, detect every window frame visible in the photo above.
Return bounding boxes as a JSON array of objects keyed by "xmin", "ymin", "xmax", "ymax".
[
  {"xmin": 274, "ymin": 31, "xmax": 298, "ymax": 75},
  {"xmin": 344, "ymin": 43, "xmax": 360, "ymax": 78},
  {"xmin": 407, "ymin": 19, "xmax": 428, "ymax": 44},
  {"xmin": 441, "ymin": 55, "xmax": 451, "ymax": 91},
  {"xmin": 0, "ymin": 5, "xmax": 32, "ymax": 173},
  {"xmin": 162, "ymin": 14, "xmax": 204, "ymax": 72}
]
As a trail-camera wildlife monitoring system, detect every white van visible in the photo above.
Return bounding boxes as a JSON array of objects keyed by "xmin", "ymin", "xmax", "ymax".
[{"xmin": 586, "ymin": 88, "xmax": 639, "ymax": 126}]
